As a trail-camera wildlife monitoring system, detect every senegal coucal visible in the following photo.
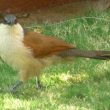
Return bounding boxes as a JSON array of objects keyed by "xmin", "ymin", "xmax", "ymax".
[{"xmin": 0, "ymin": 14, "xmax": 110, "ymax": 92}]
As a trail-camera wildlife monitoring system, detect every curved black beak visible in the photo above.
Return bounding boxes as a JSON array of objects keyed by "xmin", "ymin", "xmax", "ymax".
[{"xmin": 4, "ymin": 14, "xmax": 17, "ymax": 25}]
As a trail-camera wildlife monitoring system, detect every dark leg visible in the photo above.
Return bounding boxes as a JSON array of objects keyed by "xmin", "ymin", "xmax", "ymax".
[
  {"xmin": 10, "ymin": 80, "xmax": 23, "ymax": 93},
  {"xmin": 36, "ymin": 77, "xmax": 43, "ymax": 89}
]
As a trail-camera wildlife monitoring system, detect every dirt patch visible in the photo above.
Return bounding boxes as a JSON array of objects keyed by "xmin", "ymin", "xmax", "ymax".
[
  {"xmin": 0, "ymin": 0, "xmax": 110, "ymax": 24},
  {"xmin": 19, "ymin": 2, "xmax": 89, "ymax": 24},
  {"xmin": 0, "ymin": 0, "xmax": 79, "ymax": 13},
  {"xmin": 18, "ymin": 0, "xmax": 110, "ymax": 25}
]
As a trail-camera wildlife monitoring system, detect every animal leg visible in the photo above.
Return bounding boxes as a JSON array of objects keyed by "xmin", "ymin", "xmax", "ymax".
[
  {"xmin": 10, "ymin": 80, "xmax": 23, "ymax": 93},
  {"xmin": 36, "ymin": 76, "xmax": 43, "ymax": 89},
  {"xmin": 10, "ymin": 70, "xmax": 29, "ymax": 92}
]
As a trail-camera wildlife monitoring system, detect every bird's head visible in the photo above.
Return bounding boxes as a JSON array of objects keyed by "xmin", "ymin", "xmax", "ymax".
[
  {"xmin": 3, "ymin": 14, "xmax": 17, "ymax": 25},
  {"xmin": 0, "ymin": 14, "xmax": 24, "ymax": 39}
]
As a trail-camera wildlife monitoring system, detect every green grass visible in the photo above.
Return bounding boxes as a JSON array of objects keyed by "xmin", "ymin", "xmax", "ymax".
[{"xmin": 0, "ymin": 10, "xmax": 110, "ymax": 110}]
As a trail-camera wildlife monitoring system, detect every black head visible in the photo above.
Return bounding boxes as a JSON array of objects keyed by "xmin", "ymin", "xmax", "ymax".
[{"xmin": 3, "ymin": 14, "xmax": 17, "ymax": 25}]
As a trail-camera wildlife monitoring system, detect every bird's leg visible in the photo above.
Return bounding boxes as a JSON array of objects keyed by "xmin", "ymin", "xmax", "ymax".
[
  {"xmin": 10, "ymin": 70, "xmax": 28, "ymax": 92},
  {"xmin": 10, "ymin": 80, "xmax": 23, "ymax": 93},
  {"xmin": 36, "ymin": 77, "xmax": 43, "ymax": 89}
]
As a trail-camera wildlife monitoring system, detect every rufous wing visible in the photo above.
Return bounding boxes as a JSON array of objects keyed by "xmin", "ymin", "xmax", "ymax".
[{"xmin": 23, "ymin": 31, "xmax": 75, "ymax": 58}]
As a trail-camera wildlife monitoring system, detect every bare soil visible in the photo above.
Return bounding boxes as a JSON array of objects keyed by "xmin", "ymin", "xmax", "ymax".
[
  {"xmin": 19, "ymin": 0, "xmax": 110, "ymax": 25},
  {"xmin": 0, "ymin": 0, "xmax": 109, "ymax": 24}
]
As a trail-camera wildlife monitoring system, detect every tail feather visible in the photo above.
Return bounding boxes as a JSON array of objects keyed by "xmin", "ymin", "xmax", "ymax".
[{"xmin": 57, "ymin": 49, "xmax": 110, "ymax": 60}]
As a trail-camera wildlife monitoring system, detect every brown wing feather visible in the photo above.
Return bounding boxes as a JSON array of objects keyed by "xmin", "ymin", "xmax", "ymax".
[{"xmin": 23, "ymin": 31, "xmax": 75, "ymax": 58}]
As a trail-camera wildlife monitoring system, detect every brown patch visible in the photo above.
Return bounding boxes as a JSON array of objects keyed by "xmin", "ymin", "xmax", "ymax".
[
  {"xmin": 0, "ymin": 0, "xmax": 109, "ymax": 24},
  {"xmin": 23, "ymin": 31, "xmax": 75, "ymax": 58},
  {"xmin": 0, "ymin": 0, "xmax": 77, "ymax": 13},
  {"xmin": 19, "ymin": 0, "xmax": 110, "ymax": 24}
]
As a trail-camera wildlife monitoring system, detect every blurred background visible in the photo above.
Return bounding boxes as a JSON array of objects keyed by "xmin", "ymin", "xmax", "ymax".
[{"xmin": 0, "ymin": 0, "xmax": 110, "ymax": 24}]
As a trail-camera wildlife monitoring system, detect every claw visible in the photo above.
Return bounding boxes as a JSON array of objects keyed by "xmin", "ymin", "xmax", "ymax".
[
  {"xmin": 9, "ymin": 81, "xmax": 23, "ymax": 93},
  {"xmin": 36, "ymin": 77, "xmax": 43, "ymax": 90}
]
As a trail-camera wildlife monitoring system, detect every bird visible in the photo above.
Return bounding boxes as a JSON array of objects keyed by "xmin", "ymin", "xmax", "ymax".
[{"xmin": 0, "ymin": 14, "xmax": 110, "ymax": 92}]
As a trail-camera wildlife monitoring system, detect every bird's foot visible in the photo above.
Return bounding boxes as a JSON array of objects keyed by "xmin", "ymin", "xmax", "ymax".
[
  {"xmin": 9, "ymin": 87, "xmax": 18, "ymax": 93},
  {"xmin": 9, "ymin": 81, "xmax": 23, "ymax": 93},
  {"xmin": 36, "ymin": 82, "xmax": 44, "ymax": 90},
  {"xmin": 36, "ymin": 77, "xmax": 44, "ymax": 90}
]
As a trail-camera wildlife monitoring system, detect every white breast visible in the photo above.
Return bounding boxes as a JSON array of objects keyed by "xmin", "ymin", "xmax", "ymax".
[{"xmin": 0, "ymin": 23, "xmax": 34, "ymax": 70}]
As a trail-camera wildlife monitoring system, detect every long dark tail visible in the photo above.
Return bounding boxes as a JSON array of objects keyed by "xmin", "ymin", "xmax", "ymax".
[{"xmin": 58, "ymin": 49, "xmax": 110, "ymax": 60}]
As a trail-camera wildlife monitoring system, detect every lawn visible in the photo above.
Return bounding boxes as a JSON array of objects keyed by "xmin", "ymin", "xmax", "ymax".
[{"xmin": 0, "ymin": 10, "xmax": 110, "ymax": 110}]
